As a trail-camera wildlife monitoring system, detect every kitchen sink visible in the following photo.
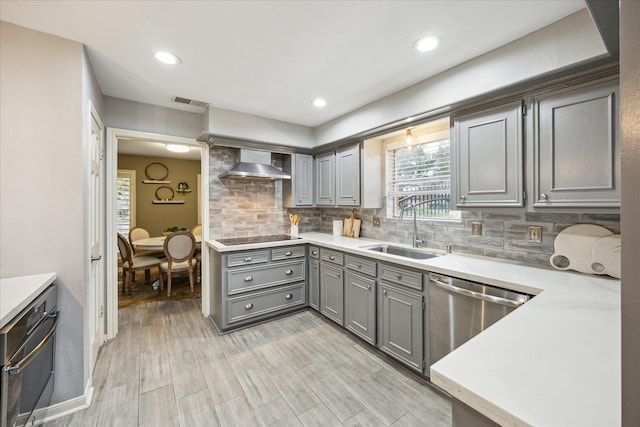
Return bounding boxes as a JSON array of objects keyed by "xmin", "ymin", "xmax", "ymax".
[{"xmin": 360, "ymin": 244, "xmax": 441, "ymax": 260}]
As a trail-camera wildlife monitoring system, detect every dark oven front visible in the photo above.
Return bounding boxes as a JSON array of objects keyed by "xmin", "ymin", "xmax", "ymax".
[{"xmin": 1, "ymin": 284, "xmax": 58, "ymax": 427}]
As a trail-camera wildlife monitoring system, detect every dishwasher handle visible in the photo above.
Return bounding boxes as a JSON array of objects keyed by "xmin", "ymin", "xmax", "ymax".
[{"xmin": 430, "ymin": 277, "xmax": 526, "ymax": 308}]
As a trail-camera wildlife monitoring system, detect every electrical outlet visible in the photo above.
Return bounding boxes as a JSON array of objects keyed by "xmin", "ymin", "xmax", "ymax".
[
  {"xmin": 372, "ymin": 216, "xmax": 381, "ymax": 227},
  {"xmin": 471, "ymin": 222, "xmax": 482, "ymax": 236},
  {"xmin": 528, "ymin": 226, "xmax": 542, "ymax": 243}
]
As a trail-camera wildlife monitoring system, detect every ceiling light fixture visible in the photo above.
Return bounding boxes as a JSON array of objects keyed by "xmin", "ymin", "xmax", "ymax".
[
  {"xmin": 312, "ymin": 98, "xmax": 327, "ymax": 108},
  {"xmin": 155, "ymin": 51, "xmax": 181, "ymax": 65},
  {"xmin": 413, "ymin": 36, "xmax": 441, "ymax": 53},
  {"xmin": 166, "ymin": 144, "xmax": 189, "ymax": 153},
  {"xmin": 406, "ymin": 128, "xmax": 413, "ymax": 144}
]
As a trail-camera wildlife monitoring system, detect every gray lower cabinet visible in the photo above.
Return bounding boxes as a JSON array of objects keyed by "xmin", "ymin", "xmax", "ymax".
[
  {"xmin": 308, "ymin": 246, "xmax": 320, "ymax": 311},
  {"xmin": 454, "ymin": 100, "xmax": 524, "ymax": 207},
  {"xmin": 378, "ymin": 275, "xmax": 424, "ymax": 372},
  {"xmin": 344, "ymin": 255, "xmax": 377, "ymax": 345},
  {"xmin": 533, "ymin": 77, "xmax": 620, "ymax": 207},
  {"xmin": 319, "ymin": 248, "xmax": 344, "ymax": 325},
  {"xmin": 209, "ymin": 245, "xmax": 307, "ymax": 332}
]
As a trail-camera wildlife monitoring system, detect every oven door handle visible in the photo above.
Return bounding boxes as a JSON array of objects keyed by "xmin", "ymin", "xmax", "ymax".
[{"xmin": 5, "ymin": 311, "xmax": 59, "ymax": 376}]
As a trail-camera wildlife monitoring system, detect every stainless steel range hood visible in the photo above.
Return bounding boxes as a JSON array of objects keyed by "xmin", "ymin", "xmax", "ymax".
[{"xmin": 219, "ymin": 149, "xmax": 291, "ymax": 180}]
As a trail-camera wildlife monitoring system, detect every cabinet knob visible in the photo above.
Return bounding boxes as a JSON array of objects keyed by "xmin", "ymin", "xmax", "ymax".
[
  {"xmin": 383, "ymin": 290, "xmax": 388, "ymax": 296},
  {"xmin": 245, "ymin": 303, "xmax": 254, "ymax": 310},
  {"xmin": 541, "ymin": 193, "xmax": 548, "ymax": 200},
  {"xmin": 460, "ymin": 195, "xmax": 466, "ymax": 201},
  {"xmin": 311, "ymin": 250, "xmax": 317, "ymax": 256},
  {"xmin": 285, "ymin": 251, "xmax": 293, "ymax": 256},
  {"xmin": 396, "ymin": 273, "xmax": 402, "ymax": 280},
  {"xmin": 244, "ymin": 256, "xmax": 253, "ymax": 262},
  {"xmin": 329, "ymin": 255, "xmax": 335, "ymax": 261},
  {"xmin": 285, "ymin": 294, "xmax": 293, "ymax": 300},
  {"xmin": 367, "ymin": 285, "xmax": 371, "ymax": 290},
  {"xmin": 285, "ymin": 269, "xmax": 293, "ymax": 275},
  {"xmin": 357, "ymin": 263, "xmax": 362, "ymax": 268},
  {"xmin": 244, "ymin": 276, "xmax": 253, "ymax": 282},
  {"xmin": 337, "ymin": 272, "xmax": 341, "ymax": 278}
]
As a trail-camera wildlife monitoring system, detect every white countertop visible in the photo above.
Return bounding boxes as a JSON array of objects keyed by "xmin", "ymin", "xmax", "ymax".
[
  {"xmin": 207, "ymin": 232, "xmax": 620, "ymax": 426},
  {"xmin": 1, "ymin": 273, "xmax": 57, "ymax": 329}
]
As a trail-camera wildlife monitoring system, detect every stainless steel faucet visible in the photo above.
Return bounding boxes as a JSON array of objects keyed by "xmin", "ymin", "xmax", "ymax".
[{"xmin": 398, "ymin": 197, "xmax": 448, "ymax": 248}]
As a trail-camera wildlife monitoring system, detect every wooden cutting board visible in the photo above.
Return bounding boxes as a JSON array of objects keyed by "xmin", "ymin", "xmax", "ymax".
[
  {"xmin": 550, "ymin": 224, "xmax": 614, "ymax": 274},
  {"xmin": 343, "ymin": 209, "xmax": 356, "ymax": 237},
  {"xmin": 350, "ymin": 218, "xmax": 361, "ymax": 238},
  {"xmin": 591, "ymin": 234, "xmax": 621, "ymax": 279}
]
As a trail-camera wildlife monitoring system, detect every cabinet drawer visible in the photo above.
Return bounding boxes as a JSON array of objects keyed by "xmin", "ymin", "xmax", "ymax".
[
  {"xmin": 345, "ymin": 255, "xmax": 376, "ymax": 277},
  {"xmin": 309, "ymin": 246, "xmax": 320, "ymax": 259},
  {"xmin": 228, "ymin": 283, "xmax": 305, "ymax": 324},
  {"xmin": 271, "ymin": 246, "xmax": 305, "ymax": 261},
  {"xmin": 227, "ymin": 250, "xmax": 269, "ymax": 267},
  {"xmin": 379, "ymin": 264, "xmax": 423, "ymax": 291},
  {"xmin": 227, "ymin": 260, "xmax": 305, "ymax": 295},
  {"xmin": 321, "ymin": 248, "xmax": 344, "ymax": 266}
]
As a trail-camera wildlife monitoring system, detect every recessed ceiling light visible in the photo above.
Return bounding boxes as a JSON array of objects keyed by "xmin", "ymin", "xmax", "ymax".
[
  {"xmin": 166, "ymin": 144, "xmax": 190, "ymax": 153},
  {"xmin": 312, "ymin": 98, "xmax": 327, "ymax": 108},
  {"xmin": 155, "ymin": 51, "xmax": 181, "ymax": 65},
  {"xmin": 413, "ymin": 36, "xmax": 441, "ymax": 53}
]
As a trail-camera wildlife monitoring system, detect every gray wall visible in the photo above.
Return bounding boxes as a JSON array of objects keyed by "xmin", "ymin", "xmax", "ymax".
[
  {"xmin": 620, "ymin": 1, "xmax": 640, "ymax": 425},
  {"xmin": 0, "ymin": 21, "xmax": 100, "ymax": 402}
]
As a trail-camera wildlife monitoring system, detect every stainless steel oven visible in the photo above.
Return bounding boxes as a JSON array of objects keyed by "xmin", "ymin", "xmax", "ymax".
[{"xmin": 1, "ymin": 284, "xmax": 58, "ymax": 427}]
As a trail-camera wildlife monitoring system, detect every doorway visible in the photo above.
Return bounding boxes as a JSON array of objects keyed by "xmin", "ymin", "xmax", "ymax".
[{"xmin": 105, "ymin": 128, "xmax": 210, "ymax": 339}]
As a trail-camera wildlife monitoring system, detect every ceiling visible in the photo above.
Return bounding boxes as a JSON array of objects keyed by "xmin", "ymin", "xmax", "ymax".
[
  {"xmin": 118, "ymin": 139, "xmax": 202, "ymax": 161},
  {"xmin": 0, "ymin": 1, "xmax": 587, "ymax": 129}
]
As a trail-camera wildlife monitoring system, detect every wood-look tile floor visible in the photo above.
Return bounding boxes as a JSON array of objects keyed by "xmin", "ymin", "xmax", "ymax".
[{"xmin": 44, "ymin": 299, "xmax": 452, "ymax": 427}]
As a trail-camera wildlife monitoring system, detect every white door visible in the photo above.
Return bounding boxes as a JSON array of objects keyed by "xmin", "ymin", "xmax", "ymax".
[{"xmin": 89, "ymin": 104, "xmax": 105, "ymax": 371}]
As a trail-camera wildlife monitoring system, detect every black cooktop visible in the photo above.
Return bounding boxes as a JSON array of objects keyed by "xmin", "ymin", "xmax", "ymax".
[{"xmin": 217, "ymin": 234, "xmax": 301, "ymax": 246}]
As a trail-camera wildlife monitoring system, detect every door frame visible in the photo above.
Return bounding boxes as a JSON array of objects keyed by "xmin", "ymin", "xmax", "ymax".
[{"xmin": 105, "ymin": 128, "xmax": 210, "ymax": 339}]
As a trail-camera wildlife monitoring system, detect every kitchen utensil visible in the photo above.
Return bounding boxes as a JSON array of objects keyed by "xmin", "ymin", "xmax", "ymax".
[
  {"xmin": 550, "ymin": 224, "xmax": 614, "ymax": 274},
  {"xmin": 590, "ymin": 234, "xmax": 621, "ymax": 279},
  {"xmin": 343, "ymin": 210, "xmax": 356, "ymax": 236}
]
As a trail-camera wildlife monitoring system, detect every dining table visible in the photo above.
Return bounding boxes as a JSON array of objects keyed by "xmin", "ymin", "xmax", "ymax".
[{"xmin": 133, "ymin": 235, "xmax": 202, "ymax": 251}]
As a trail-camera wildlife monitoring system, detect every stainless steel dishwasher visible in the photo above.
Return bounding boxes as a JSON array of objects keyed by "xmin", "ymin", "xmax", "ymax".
[{"xmin": 429, "ymin": 272, "xmax": 530, "ymax": 365}]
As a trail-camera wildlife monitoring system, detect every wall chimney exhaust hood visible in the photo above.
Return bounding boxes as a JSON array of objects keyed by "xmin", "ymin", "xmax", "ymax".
[{"xmin": 219, "ymin": 149, "xmax": 291, "ymax": 180}]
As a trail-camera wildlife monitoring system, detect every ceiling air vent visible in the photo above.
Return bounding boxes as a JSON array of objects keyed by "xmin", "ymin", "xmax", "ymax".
[{"xmin": 172, "ymin": 96, "xmax": 209, "ymax": 108}]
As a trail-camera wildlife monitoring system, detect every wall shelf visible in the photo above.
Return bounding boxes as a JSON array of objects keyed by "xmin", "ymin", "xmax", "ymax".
[
  {"xmin": 143, "ymin": 180, "xmax": 171, "ymax": 184},
  {"xmin": 152, "ymin": 200, "xmax": 185, "ymax": 204}
]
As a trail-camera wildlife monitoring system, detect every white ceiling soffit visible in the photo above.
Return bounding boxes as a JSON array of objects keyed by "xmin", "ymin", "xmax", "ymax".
[
  {"xmin": 0, "ymin": 1, "xmax": 587, "ymax": 128},
  {"xmin": 118, "ymin": 139, "xmax": 201, "ymax": 161}
]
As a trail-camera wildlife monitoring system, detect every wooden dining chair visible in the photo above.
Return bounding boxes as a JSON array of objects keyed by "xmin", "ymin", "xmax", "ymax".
[
  {"xmin": 116, "ymin": 233, "xmax": 162, "ymax": 295},
  {"xmin": 190, "ymin": 224, "xmax": 202, "ymax": 282},
  {"xmin": 158, "ymin": 231, "xmax": 196, "ymax": 297},
  {"xmin": 128, "ymin": 226, "xmax": 164, "ymax": 257}
]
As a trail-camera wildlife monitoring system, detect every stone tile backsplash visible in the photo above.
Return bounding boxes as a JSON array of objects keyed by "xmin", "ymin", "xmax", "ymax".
[{"xmin": 209, "ymin": 147, "xmax": 620, "ymax": 268}]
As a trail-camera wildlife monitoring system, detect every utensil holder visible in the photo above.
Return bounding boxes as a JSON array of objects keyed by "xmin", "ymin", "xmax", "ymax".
[{"xmin": 290, "ymin": 225, "xmax": 299, "ymax": 237}]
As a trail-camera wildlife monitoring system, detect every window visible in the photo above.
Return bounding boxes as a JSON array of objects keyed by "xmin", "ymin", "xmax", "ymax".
[
  {"xmin": 116, "ymin": 170, "xmax": 136, "ymax": 236},
  {"xmin": 385, "ymin": 117, "xmax": 459, "ymax": 220}
]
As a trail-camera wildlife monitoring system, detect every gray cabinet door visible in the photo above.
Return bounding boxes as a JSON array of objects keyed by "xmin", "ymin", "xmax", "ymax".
[
  {"xmin": 454, "ymin": 100, "xmax": 524, "ymax": 207},
  {"xmin": 336, "ymin": 145, "xmax": 360, "ymax": 206},
  {"xmin": 309, "ymin": 258, "xmax": 320, "ymax": 311},
  {"xmin": 344, "ymin": 271, "xmax": 376, "ymax": 345},
  {"xmin": 295, "ymin": 153, "xmax": 314, "ymax": 206},
  {"xmin": 378, "ymin": 282, "xmax": 423, "ymax": 371},
  {"xmin": 534, "ymin": 78, "xmax": 620, "ymax": 207},
  {"xmin": 315, "ymin": 152, "xmax": 335, "ymax": 206},
  {"xmin": 320, "ymin": 262, "xmax": 344, "ymax": 325}
]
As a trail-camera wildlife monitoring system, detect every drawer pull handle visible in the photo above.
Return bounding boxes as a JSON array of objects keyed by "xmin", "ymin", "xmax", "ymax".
[
  {"xmin": 245, "ymin": 303, "xmax": 254, "ymax": 310},
  {"xmin": 244, "ymin": 257, "xmax": 253, "ymax": 262},
  {"xmin": 285, "ymin": 251, "xmax": 293, "ymax": 256},
  {"xmin": 329, "ymin": 255, "xmax": 335, "ymax": 261},
  {"xmin": 396, "ymin": 274, "xmax": 402, "ymax": 280},
  {"xmin": 285, "ymin": 269, "xmax": 293, "ymax": 275},
  {"xmin": 244, "ymin": 276, "xmax": 253, "ymax": 282},
  {"xmin": 285, "ymin": 294, "xmax": 293, "ymax": 300}
]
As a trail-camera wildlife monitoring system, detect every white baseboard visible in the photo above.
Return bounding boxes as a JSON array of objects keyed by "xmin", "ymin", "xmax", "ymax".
[{"xmin": 16, "ymin": 384, "xmax": 94, "ymax": 426}]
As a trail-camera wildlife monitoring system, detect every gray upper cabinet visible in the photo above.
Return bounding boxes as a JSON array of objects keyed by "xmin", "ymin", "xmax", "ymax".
[
  {"xmin": 454, "ymin": 100, "xmax": 524, "ymax": 207},
  {"xmin": 283, "ymin": 153, "xmax": 314, "ymax": 207},
  {"xmin": 335, "ymin": 145, "xmax": 360, "ymax": 206},
  {"xmin": 533, "ymin": 78, "xmax": 620, "ymax": 207},
  {"xmin": 315, "ymin": 152, "xmax": 335, "ymax": 206}
]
